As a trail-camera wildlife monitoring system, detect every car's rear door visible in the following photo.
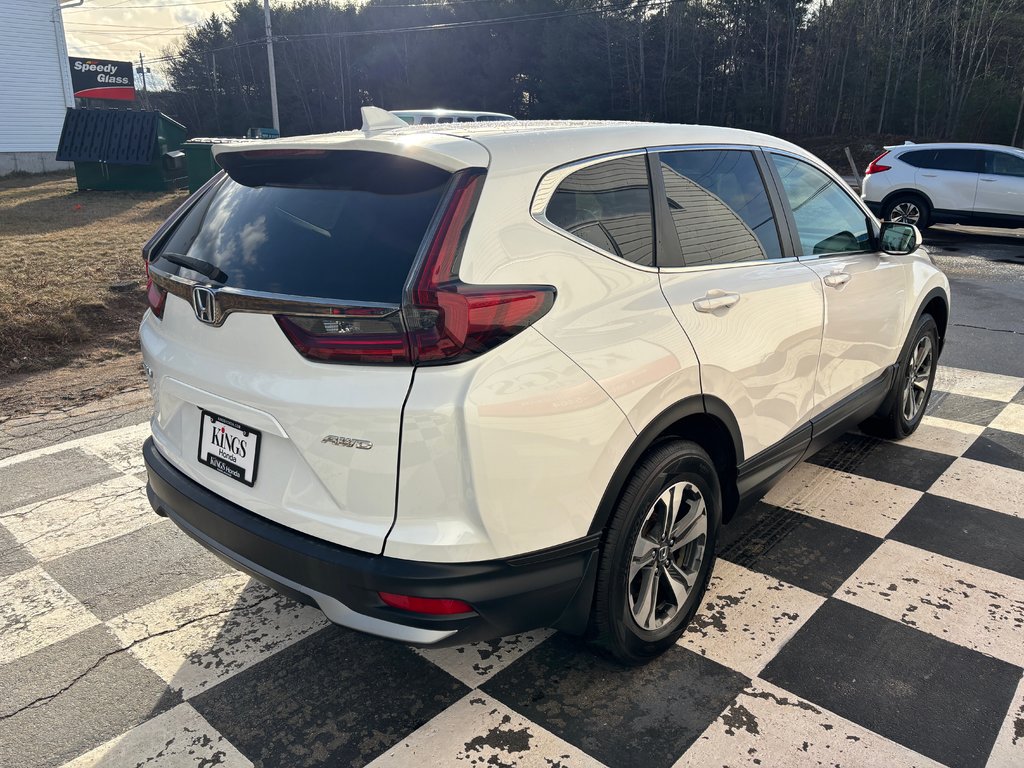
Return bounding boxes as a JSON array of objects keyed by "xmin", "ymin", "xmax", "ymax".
[
  {"xmin": 911, "ymin": 148, "xmax": 982, "ymax": 215},
  {"xmin": 766, "ymin": 151, "xmax": 908, "ymax": 415},
  {"xmin": 976, "ymin": 150, "xmax": 1024, "ymax": 218},
  {"xmin": 141, "ymin": 148, "xmax": 467, "ymax": 555},
  {"xmin": 654, "ymin": 147, "xmax": 824, "ymax": 461}
]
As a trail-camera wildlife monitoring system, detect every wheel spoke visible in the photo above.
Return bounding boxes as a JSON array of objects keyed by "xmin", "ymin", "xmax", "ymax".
[
  {"xmin": 631, "ymin": 564, "xmax": 658, "ymax": 628},
  {"xmin": 630, "ymin": 538, "xmax": 658, "ymax": 581},
  {"xmin": 661, "ymin": 561, "xmax": 692, "ymax": 608},
  {"xmin": 659, "ymin": 485, "xmax": 682, "ymax": 541},
  {"xmin": 671, "ymin": 499, "xmax": 707, "ymax": 552}
]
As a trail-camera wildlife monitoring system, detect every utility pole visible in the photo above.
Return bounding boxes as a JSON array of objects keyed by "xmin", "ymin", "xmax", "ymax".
[
  {"xmin": 136, "ymin": 52, "xmax": 151, "ymax": 110},
  {"xmin": 263, "ymin": 0, "xmax": 280, "ymax": 132}
]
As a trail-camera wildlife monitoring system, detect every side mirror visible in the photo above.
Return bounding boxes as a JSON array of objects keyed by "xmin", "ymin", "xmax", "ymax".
[{"xmin": 879, "ymin": 221, "xmax": 922, "ymax": 255}]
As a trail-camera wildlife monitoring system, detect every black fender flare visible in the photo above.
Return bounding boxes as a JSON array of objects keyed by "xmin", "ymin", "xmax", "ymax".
[{"xmin": 586, "ymin": 394, "xmax": 743, "ymax": 537}]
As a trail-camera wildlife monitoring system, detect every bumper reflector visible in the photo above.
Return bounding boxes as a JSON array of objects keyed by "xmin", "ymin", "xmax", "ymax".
[{"xmin": 378, "ymin": 592, "xmax": 475, "ymax": 615}]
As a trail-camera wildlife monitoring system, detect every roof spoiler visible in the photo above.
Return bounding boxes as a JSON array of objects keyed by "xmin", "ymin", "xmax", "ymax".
[
  {"xmin": 883, "ymin": 140, "xmax": 916, "ymax": 150},
  {"xmin": 361, "ymin": 107, "xmax": 409, "ymax": 134}
]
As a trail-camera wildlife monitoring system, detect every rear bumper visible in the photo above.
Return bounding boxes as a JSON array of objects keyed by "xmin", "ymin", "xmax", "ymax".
[
  {"xmin": 143, "ymin": 438, "xmax": 599, "ymax": 646},
  {"xmin": 864, "ymin": 199, "xmax": 884, "ymax": 216}
]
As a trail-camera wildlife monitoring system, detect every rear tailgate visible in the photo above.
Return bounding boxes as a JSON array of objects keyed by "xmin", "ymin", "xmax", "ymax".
[{"xmin": 141, "ymin": 139, "xmax": 486, "ymax": 554}]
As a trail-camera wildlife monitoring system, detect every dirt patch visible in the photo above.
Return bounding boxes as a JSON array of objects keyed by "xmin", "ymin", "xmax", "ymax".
[{"xmin": 0, "ymin": 172, "xmax": 186, "ymax": 414}]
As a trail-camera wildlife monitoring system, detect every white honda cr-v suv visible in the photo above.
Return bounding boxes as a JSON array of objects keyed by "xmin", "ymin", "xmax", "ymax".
[
  {"xmin": 861, "ymin": 141, "xmax": 1024, "ymax": 230},
  {"xmin": 141, "ymin": 108, "xmax": 950, "ymax": 664}
]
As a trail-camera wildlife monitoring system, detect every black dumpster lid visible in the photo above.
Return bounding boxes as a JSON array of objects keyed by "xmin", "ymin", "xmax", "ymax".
[{"xmin": 56, "ymin": 109, "xmax": 176, "ymax": 165}]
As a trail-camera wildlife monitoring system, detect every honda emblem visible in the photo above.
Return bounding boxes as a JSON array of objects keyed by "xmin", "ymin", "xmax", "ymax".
[{"xmin": 192, "ymin": 286, "xmax": 217, "ymax": 325}]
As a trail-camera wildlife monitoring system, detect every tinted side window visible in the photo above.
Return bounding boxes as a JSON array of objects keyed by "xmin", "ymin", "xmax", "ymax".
[
  {"xmin": 930, "ymin": 149, "xmax": 982, "ymax": 173},
  {"xmin": 419, "ymin": 116, "xmax": 436, "ymax": 124},
  {"xmin": 771, "ymin": 154, "xmax": 872, "ymax": 256},
  {"xmin": 659, "ymin": 149, "xmax": 781, "ymax": 265},
  {"xmin": 985, "ymin": 151, "xmax": 1024, "ymax": 177},
  {"xmin": 545, "ymin": 155, "xmax": 655, "ymax": 266},
  {"xmin": 899, "ymin": 150, "xmax": 935, "ymax": 168}
]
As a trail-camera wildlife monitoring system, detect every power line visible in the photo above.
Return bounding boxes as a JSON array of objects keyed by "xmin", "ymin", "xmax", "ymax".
[{"xmin": 68, "ymin": 26, "xmax": 199, "ymax": 49}]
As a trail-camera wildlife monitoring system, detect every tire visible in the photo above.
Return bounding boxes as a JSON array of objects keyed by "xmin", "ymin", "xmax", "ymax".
[
  {"xmin": 883, "ymin": 193, "xmax": 931, "ymax": 230},
  {"xmin": 864, "ymin": 314, "xmax": 940, "ymax": 440},
  {"xmin": 588, "ymin": 440, "xmax": 721, "ymax": 665}
]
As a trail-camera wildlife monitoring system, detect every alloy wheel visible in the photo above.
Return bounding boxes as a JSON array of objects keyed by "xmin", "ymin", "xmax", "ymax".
[
  {"xmin": 890, "ymin": 202, "xmax": 921, "ymax": 225},
  {"xmin": 902, "ymin": 335, "xmax": 933, "ymax": 422},
  {"xmin": 627, "ymin": 481, "xmax": 708, "ymax": 631}
]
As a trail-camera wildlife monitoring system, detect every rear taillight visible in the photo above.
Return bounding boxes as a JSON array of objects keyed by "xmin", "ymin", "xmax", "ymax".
[
  {"xmin": 378, "ymin": 592, "xmax": 475, "ymax": 616},
  {"xmin": 275, "ymin": 169, "xmax": 555, "ymax": 366},
  {"xmin": 275, "ymin": 309, "xmax": 409, "ymax": 365},
  {"xmin": 405, "ymin": 171, "xmax": 555, "ymax": 364},
  {"xmin": 145, "ymin": 261, "xmax": 166, "ymax": 319},
  {"xmin": 866, "ymin": 152, "xmax": 891, "ymax": 175}
]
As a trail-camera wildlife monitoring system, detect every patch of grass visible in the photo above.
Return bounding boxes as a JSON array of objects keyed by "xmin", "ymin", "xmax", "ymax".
[{"xmin": 0, "ymin": 173, "xmax": 186, "ymax": 377}]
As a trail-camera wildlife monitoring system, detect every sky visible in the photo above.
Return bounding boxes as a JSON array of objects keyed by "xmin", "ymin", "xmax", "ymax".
[{"xmin": 61, "ymin": 0, "xmax": 241, "ymax": 89}]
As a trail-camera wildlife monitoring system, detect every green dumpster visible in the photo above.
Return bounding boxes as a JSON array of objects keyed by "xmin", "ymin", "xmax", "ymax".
[
  {"xmin": 55, "ymin": 108, "xmax": 188, "ymax": 192},
  {"xmin": 184, "ymin": 138, "xmax": 224, "ymax": 193},
  {"xmin": 183, "ymin": 138, "xmax": 264, "ymax": 193}
]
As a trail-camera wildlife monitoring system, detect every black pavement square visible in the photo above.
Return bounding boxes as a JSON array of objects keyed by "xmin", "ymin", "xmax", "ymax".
[
  {"xmin": 482, "ymin": 633, "xmax": 749, "ymax": 768},
  {"xmin": 0, "ymin": 522, "xmax": 36, "ymax": 580},
  {"xmin": 191, "ymin": 626, "xmax": 469, "ymax": 767},
  {"xmin": 963, "ymin": 427, "xmax": 1024, "ymax": 473},
  {"xmin": 889, "ymin": 493, "xmax": 1024, "ymax": 582},
  {"xmin": 760, "ymin": 599, "xmax": 1021, "ymax": 768},
  {"xmin": 806, "ymin": 433, "xmax": 954, "ymax": 491},
  {"xmin": 926, "ymin": 391, "xmax": 1006, "ymax": 427},
  {"xmin": 718, "ymin": 502, "xmax": 883, "ymax": 597},
  {"xmin": 46, "ymin": 519, "xmax": 233, "ymax": 620},
  {"xmin": 0, "ymin": 625, "xmax": 181, "ymax": 768},
  {"xmin": 0, "ymin": 448, "xmax": 120, "ymax": 512}
]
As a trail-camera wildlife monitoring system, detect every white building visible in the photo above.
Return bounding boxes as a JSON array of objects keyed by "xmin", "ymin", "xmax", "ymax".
[{"xmin": 1, "ymin": 0, "xmax": 77, "ymax": 175}]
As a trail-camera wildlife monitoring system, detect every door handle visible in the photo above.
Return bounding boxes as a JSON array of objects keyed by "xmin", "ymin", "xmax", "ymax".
[
  {"xmin": 921, "ymin": 173, "xmax": 938, "ymax": 178},
  {"xmin": 693, "ymin": 290, "xmax": 741, "ymax": 313},
  {"xmin": 980, "ymin": 177, "xmax": 997, "ymax": 183},
  {"xmin": 823, "ymin": 271, "xmax": 851, "ymax": 288}
]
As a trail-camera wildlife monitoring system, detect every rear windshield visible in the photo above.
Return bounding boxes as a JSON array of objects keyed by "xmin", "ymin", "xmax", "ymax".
[{"xmin": 151, "ymin": 151, "xmax": 452, "ymax": 304}]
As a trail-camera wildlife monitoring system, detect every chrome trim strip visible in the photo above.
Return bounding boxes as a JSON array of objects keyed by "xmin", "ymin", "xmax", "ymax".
[
  {"xmin": 657, "ymin": 256, "xmax": 800, "ymax": 274},
  {"xmin": 148, "ymin": 266, "xmax": 401, "ymax": 327}
]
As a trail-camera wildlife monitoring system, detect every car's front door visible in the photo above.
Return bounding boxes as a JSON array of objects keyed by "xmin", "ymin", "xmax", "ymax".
[
  {"xmin": 767, "ymin": 152, "xmax": 908, "ymax": 415},
  {"xmin": 976, "ymin": 150, "xmax": 1024, "ymax": 218},
  {"xmin": 654, "ymin": 148, "xmax": 824, "ymax": 460}
]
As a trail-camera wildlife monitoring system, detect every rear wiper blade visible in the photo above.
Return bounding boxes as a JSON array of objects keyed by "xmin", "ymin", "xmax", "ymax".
[{"xmin": 158, "ymin": 252, "xmax": 229, "ymax": 284}]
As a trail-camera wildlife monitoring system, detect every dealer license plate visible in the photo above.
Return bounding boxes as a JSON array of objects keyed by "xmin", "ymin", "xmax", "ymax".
[{"xmin": 198, "ymin": 410, "xmax": 261, "ymax": 486}]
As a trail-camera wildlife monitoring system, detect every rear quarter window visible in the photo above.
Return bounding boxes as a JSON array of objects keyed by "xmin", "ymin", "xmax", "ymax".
[{"xmin": 544, "ymin": 154, "xmax": 655, "ymax": 267}]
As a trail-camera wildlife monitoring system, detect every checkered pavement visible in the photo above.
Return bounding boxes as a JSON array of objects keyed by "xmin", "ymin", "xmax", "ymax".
[{"xmin": 1, "ymin": 364, "xmax": 1023, "ymax": 768}]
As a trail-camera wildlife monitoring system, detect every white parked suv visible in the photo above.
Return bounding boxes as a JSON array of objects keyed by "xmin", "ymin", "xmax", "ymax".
[
  {"xmin": 862, "ymin": 142, "xmax": 1024, "ymax": 229},
  {"xmin": 141, "ymin": 109, "xmax": 950, "ymax": 664}
]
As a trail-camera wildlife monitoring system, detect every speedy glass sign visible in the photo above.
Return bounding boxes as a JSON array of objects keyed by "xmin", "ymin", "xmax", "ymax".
[{"xmin": 68, "ymin": 57, "xmax": 136, "ymax": 101}]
